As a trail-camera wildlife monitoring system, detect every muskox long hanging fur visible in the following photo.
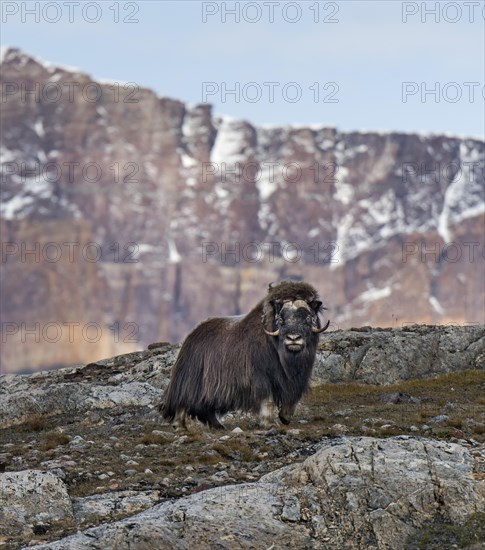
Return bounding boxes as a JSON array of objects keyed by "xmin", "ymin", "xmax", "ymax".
[{"xmin": 160, "ymin": 281, "xmax": 329, "ymax": 429}]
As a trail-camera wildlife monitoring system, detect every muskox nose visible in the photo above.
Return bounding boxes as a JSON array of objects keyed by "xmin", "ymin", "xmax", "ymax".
[{"xmin": 285, "ymin": 333, "xmax": 305, "ymax": 350}]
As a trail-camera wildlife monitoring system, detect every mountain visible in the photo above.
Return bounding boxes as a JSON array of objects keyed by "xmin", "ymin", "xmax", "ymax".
[{"xmin": 1, "ymin": 47, "xmax": 484, "ymax": 373}]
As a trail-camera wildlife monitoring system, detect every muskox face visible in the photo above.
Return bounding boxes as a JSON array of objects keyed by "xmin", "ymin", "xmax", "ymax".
[
  {"xmin": 279, "ymin": 304, "xmax": 315, "ymax": 352},
  {"xmin": 264, "ymin": 299, "xmax": 329, "ymax": 353}
]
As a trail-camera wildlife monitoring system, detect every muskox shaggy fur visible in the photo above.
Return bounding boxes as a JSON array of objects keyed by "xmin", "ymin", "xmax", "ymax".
[{"xmin": 160, "ymin": 281, "xmax": 329, "ymax": 429}]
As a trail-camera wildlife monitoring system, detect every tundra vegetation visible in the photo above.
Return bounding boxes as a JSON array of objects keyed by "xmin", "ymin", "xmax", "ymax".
[{"xmin": 0, "ymin": 328, "xmax": 484, "ymax": 549}]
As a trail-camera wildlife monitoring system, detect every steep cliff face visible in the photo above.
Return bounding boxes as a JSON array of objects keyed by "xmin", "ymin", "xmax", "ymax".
[{"xmin": 1, "ymin": 47, "xmax": 484, "ymax": 372}]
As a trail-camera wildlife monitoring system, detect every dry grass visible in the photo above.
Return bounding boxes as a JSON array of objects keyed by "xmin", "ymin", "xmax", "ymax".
[
  {"xmin": 157, "ymin": 458, "xmax": 178, "ymax": 467},
  {"xmin": 22, "ymin": 414, "xmax": 49, "ymax": 432},
  {"xmin": 377, "ymin": 426, "xmax": 403, "ymax": 436},
  {"xmin": 303, "ymin": 370, "xmax": 485, "ymax": 442},
  {"xmin": 139, "ymin": 432, "xmax": 168, "ymax": 446},
  {"xmin": 212, "ymin": 440, "xmax": 257, "ymax": 462},
  {"xmin": 194, "ymin": 453, "xmax": 220, "ymax": 465},
  {"xmin": 183, "ymin": 433, "xmax": 206, "ymax": 444},
  {"xmin": 405, "ymin": 512, "xmax": 485, "ymax": 549},
  {"xmin": 446, "ymin": 417, "xmax": 464, "ymax": 429},
  {"xmin": 39, "ymin": 431, "xmax": 70, "ymax": 451}
]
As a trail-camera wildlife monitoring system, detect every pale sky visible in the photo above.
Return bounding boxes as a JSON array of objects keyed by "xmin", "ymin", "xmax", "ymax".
[{"xmin": 2, "ymin": 0, "xmax": 484, "ymax": 137}]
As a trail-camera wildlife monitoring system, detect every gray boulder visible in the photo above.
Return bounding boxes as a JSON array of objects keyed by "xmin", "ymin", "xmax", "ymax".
[
  {"xmin": 72, "ymin": 490, "xmax": 161, "ymax": 527},
  {"xmin": 0, "ymin": 470, "xmax": 74, "ymax": 541},
  {"xmin": 313, "ymin": 324, "xmax": 484, "ymax": 385},
  {"xmin": 0, "ymin": 346, "xmax": 177, "ymax": 429}
]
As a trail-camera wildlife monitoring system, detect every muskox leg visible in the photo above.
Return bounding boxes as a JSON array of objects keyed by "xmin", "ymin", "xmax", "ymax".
[
  {"xmin": 174, "ymin": 409, "xmax": 187, "ymax": 430},
  {"xmin": 278, "ymin": 404, "xmax": 296, "ymax": 425},
  {"xmin": 259, "ymin": 399, "xmax": 277, "ymax": 428},
  {"xmin": 197, "ymin": 410, "xmax": 225, "ymax": 430}
]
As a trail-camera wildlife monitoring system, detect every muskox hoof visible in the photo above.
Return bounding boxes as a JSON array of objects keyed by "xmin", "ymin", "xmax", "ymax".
[
  {"xmin": 260, "ymin": 419, "xmax": 275, "ymax": 429},
  {"xmin": 207, "ymin": 417, "xmax": 226, "ymax": 430},
  {"xmin": 173, "ymin": 410, "xmax": 188, "ymax": 430},
  {"xmin": 209, "ymin": 422, "xmax": 226, "ymax": 430},
  {"xmin": 278, "ymin": 414, "xmax": 291, "ymax": 425},
  {"xmin": 199, "ymin": 411, "xmax": 225, "ymax": 430}
]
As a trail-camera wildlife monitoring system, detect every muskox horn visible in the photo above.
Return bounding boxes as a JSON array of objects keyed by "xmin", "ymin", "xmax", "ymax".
[
  {"xmin": 312, "ymin": 319, "xmax": 330, "ymax": 334},
  {"xmin": 264, "ymin": 328, "xmax": 280, "ymax": 337}
]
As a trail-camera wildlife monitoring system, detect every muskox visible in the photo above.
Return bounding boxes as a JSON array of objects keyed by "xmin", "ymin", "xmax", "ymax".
[{"xmin": 160, "ymin": 281, "xmax": 329, "ymax": 429}]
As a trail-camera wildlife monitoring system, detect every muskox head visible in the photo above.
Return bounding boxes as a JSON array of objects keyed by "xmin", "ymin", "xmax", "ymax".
[{"xmin": 261, "ymin": 282, "xmax": 329, "ymax": 354}]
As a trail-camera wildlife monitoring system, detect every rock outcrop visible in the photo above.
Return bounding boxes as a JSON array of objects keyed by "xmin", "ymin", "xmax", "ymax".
[
  {"xmin": 1, "ymin": 47, "xmax": 484, "ymax": 373},
  {"xmin": 9, "ymin": 437, "xmax": 485, "ymax": 550},
  {"xmin": 0, "ymin": 345, "xmax": 176, "ymax": 429},
  {"xmin": 314, "ymin": 324, "xmax": 485, "ymax": 385},
  {"xmin": 0, "ymin": 470, "xmax": 75, "ymax": 542},
  {"xmin": 1, "ymin": 325, "xmax": 483, "ymax": 430}
]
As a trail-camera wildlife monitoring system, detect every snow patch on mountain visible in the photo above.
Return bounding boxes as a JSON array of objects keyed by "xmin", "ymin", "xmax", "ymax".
[
  {"xmin": 429, "ymin": 296, "xmax": 445, "ymax": 315},
  {"xmin": 211, "ymin": 117, "xmax": 248, "ymax": 165},
  {"xmin": 360, "ymin": 286, "xmax": 392, "ymax": 303},
  {"xmin": 438, "ymin": 141, "xmax": 485, "ymax": 242}
]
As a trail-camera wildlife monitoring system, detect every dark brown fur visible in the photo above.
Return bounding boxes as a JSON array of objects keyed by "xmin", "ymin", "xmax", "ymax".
[{"xmin": 160, "ymin": 281, "xmax": 327, "ymax": 429}]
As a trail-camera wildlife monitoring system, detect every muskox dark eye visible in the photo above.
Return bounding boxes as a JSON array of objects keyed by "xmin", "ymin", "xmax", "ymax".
[{"xmin": 306, "ymin": 315, "xmax": 312, "ymax": 324}]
